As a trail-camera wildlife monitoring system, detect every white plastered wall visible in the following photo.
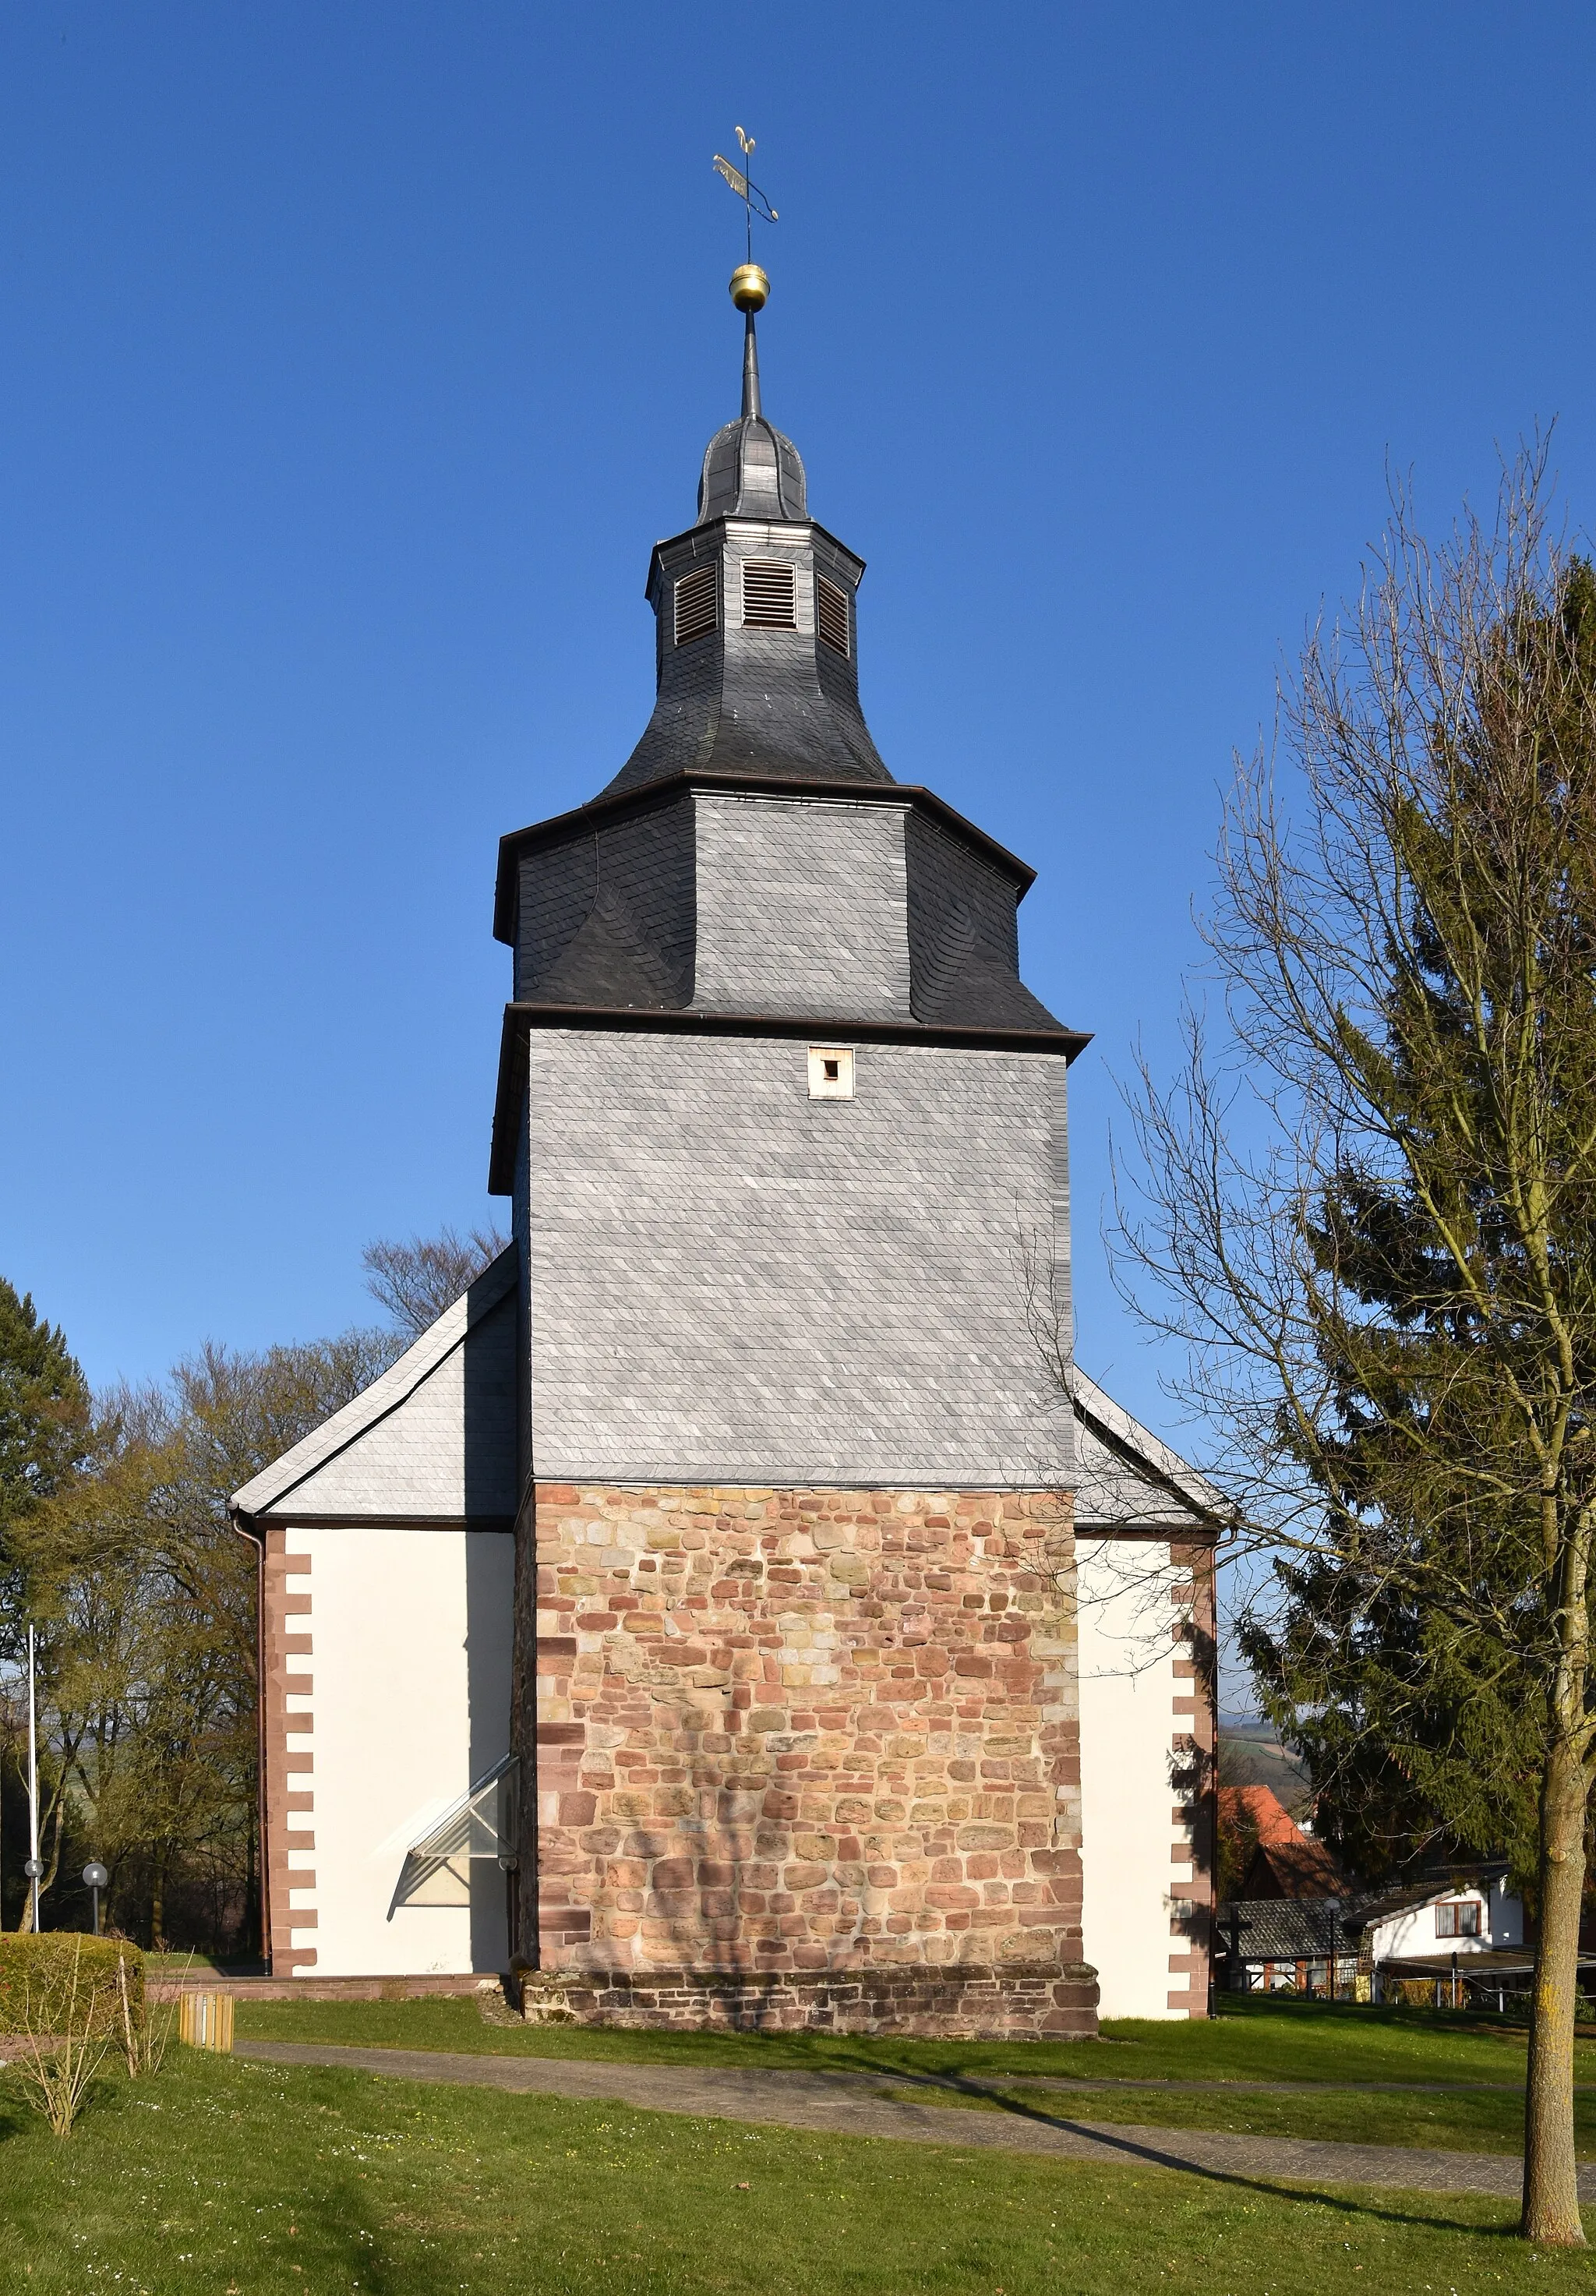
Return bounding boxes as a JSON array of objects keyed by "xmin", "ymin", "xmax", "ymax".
[
  {"xmin": 1371, "ymin": 1877, "xmax": 1524, "ymax": 1962},
  {"xmin": 1076, "ymin": 1537, "xmax": 1186, "ymax": 2019},
  {"xmin": 290, "ymin": 1524, "xmax": 514, "ymax": 1976}
]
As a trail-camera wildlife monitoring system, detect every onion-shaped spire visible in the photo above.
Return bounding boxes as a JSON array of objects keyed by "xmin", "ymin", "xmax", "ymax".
[{"xmin": 697, "ymin": 267, "xmax": 807, "ymax": 524}]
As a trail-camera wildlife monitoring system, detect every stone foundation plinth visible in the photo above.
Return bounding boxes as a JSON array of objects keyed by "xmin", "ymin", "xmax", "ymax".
[
  {"xmin": 514, "ymin": 1959, "xmax": 1099, "ymax": 2040},
  {"xmin": 521, "ymin": 1483, "xmax": 1087, "ymax": 2008}
]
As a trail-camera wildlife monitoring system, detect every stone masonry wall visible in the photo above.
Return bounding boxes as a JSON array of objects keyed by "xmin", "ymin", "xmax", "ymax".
[
  {"xmin": 516, "ymin": 1962, "xmax": 1096, "ymax": 2040},
  {"xmin": 524, "ymin": 1482, "xmax": 1091, "ymax": 2030}
]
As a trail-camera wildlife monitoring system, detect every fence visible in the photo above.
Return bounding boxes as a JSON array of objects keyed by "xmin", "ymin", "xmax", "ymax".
[{"xmin": 1227, "ymin": 1952, "xmax": 1365, "ymax": 2000}]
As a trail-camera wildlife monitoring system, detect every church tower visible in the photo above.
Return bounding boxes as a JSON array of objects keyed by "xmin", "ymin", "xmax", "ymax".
[
  {"xmin": 233, "ymin": 255, "xmax": 1220, "ymax": 2021},
  {"xmin": 489, "ymin": 263, "xmax": 1097, "ymax": 2033}
]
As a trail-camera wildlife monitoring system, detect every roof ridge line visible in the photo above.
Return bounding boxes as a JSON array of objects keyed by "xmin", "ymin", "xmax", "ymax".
[
  {"xmin": 230, "ymin": 1246, "xmax": 517, "ymax": 1518},
  {"xmin": 1071, "ymin": 1366, "xmax": 1228, "ymax": 1524}
]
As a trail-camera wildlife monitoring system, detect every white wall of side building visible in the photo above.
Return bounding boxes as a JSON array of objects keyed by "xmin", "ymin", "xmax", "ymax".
[
  {"xmin": 1370, "ymin": 1876, "xmax": 1524, "ymax": 1962},
  {"xmin": 1076, "ymin": 1537, "xmax": 1190, "ymax": 2019},
  {"xmin": 284, "ymin": 1524, "xmax": 514, "ymax": 1976}
]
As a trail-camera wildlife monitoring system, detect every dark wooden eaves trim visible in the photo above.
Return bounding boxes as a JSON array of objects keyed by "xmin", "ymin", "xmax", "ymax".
[
  {"xmin": 235, "ymin": 1512, "xmax": 515, "ymax": 1533},
  {"xmin": 1074, "ymin": 1403, "xmax": 1231, "ymax": 1535},
  {"xmin": 643, "ymin": 514, "xmax": 867, "ymax": 597},
  {"xmin": 1073, "ymin": 1524, "xmax": 1223, "ymax": 1545}
]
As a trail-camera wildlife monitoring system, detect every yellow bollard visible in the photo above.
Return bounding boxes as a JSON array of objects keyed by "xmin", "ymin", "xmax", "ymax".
[{"xmin": 178, "ymin": 1990, "xmax": 235, "ymax": 2052}]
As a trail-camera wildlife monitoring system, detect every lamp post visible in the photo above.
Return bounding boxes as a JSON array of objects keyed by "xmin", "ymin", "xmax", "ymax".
[{"xmin": 83, "ymin": 1862, "xmax": 109, "ymax": 1937}]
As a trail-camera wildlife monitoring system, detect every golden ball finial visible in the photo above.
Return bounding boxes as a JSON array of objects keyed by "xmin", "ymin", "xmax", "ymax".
[{"xmin": 729, "ymin": 263, "xmax": 769, "ymax": 313}]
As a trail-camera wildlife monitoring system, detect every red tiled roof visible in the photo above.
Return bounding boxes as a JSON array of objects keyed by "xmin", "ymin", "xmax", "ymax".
[{"xmin": 1220, "ymin": 1782, "xmax": 1344, "ymax": 1899}]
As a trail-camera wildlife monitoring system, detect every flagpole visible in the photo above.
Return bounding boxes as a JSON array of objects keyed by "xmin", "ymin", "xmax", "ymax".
[{"xmin": 27, "ymin": 1623, "xmax": 41, "ymax": 1933}]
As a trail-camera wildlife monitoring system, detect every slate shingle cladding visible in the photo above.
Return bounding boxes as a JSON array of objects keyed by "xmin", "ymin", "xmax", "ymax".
[
  {"xmin": 690, "ymin": 793, "xmax": 912, "ymax": 1019},
  {"xmin": 698, "ymin": 407, "xmax": 807, "ymax": 523},
  {"xmin": 490, "ymin": 310, "xmax": 1086, "ymax": 1489},
  {"xmin": 515, "ymin": 789, "xmax": 696, "ymax": 1009},
  {"xmin": 495, "ymin": 339, "xmax": 1075, "ymax": 1045},
  {"xmin": 501, "ymin": 780, "xmax": 1070, "ymax": 1037},
  {"xmin": 231, "ymin": 1255, "xmax": 521, "ymax": 1522},
  {"xmin": 905, "ymin": 807, "xmax": 1062, "ymax": 1032},
  {"xmin": 1216, "ymin": 1900, "xmax": 1347, "ymax": 1961},
  {"xmin": 608, "ymin": 521, "xmax": 889, "ymax": 797},
  {"xmin": 517, "ymin": 1031, "xmax": 1072, "ymax": 1489}
]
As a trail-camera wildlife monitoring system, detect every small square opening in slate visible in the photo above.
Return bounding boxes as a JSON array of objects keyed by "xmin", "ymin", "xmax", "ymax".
[{"xmin": 807, "ymin": 1046, "xmax": 854, "ymax": 1100}]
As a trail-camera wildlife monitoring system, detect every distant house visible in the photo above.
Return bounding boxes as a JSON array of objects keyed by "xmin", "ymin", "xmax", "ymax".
[
  {"xmin": 1214, "ymin": 1896, "xmax": 1356, "ymax": 1997},
  {"xmin": 1360, "ymin": 1870, "xmax": 1524, "ymax": 1964},
  {"xmin": 1220, "ymin": 1783, "xmax": 1344, "ymax": 1899},
  {"xmin": 1217, "ymin": 1856, "xmax": 1531, "ymax": 2002}
]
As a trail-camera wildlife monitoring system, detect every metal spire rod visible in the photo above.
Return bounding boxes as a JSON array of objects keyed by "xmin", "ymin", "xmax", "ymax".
[
  {"xmin": 714, "ymin": 128, "xmax": 777, "ymax": 414},
  {"xmin": 742, "ymin": 309, "xmax": 761, "ymax": 419}
]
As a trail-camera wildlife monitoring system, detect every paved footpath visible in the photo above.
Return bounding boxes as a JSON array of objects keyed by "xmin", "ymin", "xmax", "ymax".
[{"xmin": 236, "ymin": 2040, "xmax": 1594, "ymax": 2202}]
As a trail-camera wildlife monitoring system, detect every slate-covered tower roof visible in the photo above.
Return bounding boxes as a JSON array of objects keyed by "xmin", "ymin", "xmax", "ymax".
[
  {"xmin": 697, "ymin": 303, "xmax": 808, "ymax": 522},
  {"xmin": 606, "ymin": 296, "xmax": 888, "ymax": 796},
  {"xmin": 489, "ymin": 272, "xmax": 1085, "ymax": 1189}
]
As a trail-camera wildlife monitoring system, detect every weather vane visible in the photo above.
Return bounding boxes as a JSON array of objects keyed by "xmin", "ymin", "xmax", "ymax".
[{"xmin": 712, "ymin": 126, "xmax": 778, "ymax": 274}]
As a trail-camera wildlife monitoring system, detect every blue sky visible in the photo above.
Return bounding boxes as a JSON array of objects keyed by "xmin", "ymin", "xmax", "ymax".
[{"xmin": 3, "ymin": 2, "xmax": 1594, "ymax": 1451}]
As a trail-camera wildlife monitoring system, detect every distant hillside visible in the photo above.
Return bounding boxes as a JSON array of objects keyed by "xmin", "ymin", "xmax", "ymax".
[{"xmin": 1218, "ymin": 1718, "xmax": 1312, "ymax": 1818}]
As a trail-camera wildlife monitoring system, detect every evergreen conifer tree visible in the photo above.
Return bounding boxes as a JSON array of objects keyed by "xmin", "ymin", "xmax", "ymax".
[
  {"xmin": 0, "ymin": 1277, "xmax": 90, "ymax": 1563},
  {"xmin": 1116, "ymin": 456, "xmax": 1596, "ymax": 2241}
]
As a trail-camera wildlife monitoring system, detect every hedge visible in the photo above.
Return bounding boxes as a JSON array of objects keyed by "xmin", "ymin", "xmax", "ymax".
[{"xmin": 0, "ymin": 1934, "xmax": 145, "ymax": 2037}]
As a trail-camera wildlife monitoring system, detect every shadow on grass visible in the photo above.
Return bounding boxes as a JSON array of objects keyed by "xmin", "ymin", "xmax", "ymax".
[
  {"xmin": 732, "ymin": 2031, "xmax": 1540, "ymax": 2095},
  {"xmin": 598, "ymin": 2022, "xmax": 1535, "ymax": 2100},
  {"xmin": 245, "ymin": 2035, "xmax": 1559, "ymax": 2246},
  {"xmin": 854, "ymin": 2065, "xmax": 1544, "ymax": 2238},
  {"xmin": 1210, "ymin": 1991, "xmax": 1536, "ymax": 2044}
]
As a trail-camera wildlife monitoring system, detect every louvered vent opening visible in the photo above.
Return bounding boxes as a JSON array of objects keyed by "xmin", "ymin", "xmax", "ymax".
[
  {"xmin": 742, "ymin": 560, "xmax": 797, "ymax": 629},
  {"xmin": 816, "ymin": 574, "xmax": 850, "ymax": 657},
  {"xmin": 673, "ymin": 563, "xmax": 718, "ymax": 647}
]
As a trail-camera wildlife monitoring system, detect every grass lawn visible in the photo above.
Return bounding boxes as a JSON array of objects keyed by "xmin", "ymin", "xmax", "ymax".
[
  {"xmin": 145, "ymin": 1952, "xmax": 263, "ymax": 1976},
  {"xmin": 3, "ymin": 2042, "xmax": 1594, "ymax": 2294},
  {"xmin": 230, "ymin": 1991, "xmax": 1596, "ymax": 2158},
  {"xmin": 867, "ymin": 2074, "xmax": 1567, "ymax": 2156},
  {"xmin": 238, "ymin": 1987, "xmax": 1572, "ymax": 2082}
]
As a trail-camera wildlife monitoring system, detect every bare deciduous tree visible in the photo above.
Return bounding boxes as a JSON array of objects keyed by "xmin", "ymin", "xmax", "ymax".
[
  {"xmin": 362, "ymin": 1224, "xmax": 509, "ymax": 1337},
  {"xmin": 8, "ymin": 1330, "xmax": 401, "ymax": 1948},
  {"xmin": 1113, "ymin": 444, "xmax": 1596, "ymax": 2245}
]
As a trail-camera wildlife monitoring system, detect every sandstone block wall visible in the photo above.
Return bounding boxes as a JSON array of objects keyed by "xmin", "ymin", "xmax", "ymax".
[
  {"xmin": 524, "ymin": 1482, "xmax": 1088, "ymax": 2005},
  {"xmin": 517, "ymin": 1962, "xmax": 1097, "ymax": 2040}
]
